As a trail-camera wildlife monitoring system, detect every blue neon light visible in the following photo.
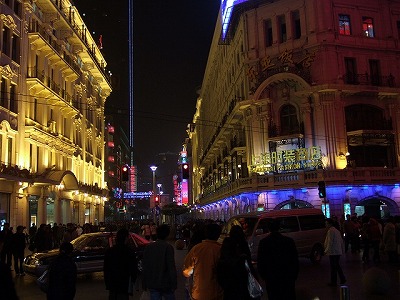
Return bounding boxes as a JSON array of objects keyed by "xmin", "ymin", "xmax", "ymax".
[{"xmin": 221, "ymin": 0, "xmax": 249, "ymax": 39}]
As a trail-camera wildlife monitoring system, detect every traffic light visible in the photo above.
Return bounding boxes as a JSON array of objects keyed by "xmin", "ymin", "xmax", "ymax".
[
  {"xmin": 182, "ymin": 163, "xmax": 189, "ymax": 179},
  {"xmin": 121, "ymin": 165, "xmax": 130, "ymax": 182},
  {"xmin": 318, "ymin": 181, "xmax": 326, "ymax": 198},
  {"xmin": 155, "ymin": 196, "xmax": 159, "ymax": 205}
]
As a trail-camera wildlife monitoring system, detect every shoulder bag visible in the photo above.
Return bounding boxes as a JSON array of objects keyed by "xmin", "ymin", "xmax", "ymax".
[{"xmin": 244, "ymin": 260, "xmax": 263, "ymax": 299}]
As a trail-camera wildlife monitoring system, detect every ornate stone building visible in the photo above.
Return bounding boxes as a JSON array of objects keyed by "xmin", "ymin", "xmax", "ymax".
[
  {"xmin": 189, "ymin": 0, "xmax": 400, "ymax": 220},
  {"xmin": 0, "ymin": 0, "xmax": 111, "ymax": 228}
]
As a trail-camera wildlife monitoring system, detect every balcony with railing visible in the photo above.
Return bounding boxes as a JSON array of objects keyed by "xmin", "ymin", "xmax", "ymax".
[
  {"xmin": 46, "ymin": 0, "xmax": 111, "ymax": 84},
  {"xmin": 30, "ymin": 0, "xmax": 110, "ymax": 85},
  {"xmin": 28, "ymin": 24, "xmax": 81, "ymax": 75},
  {"xmin": 343, "ymin": 72, "xmax": 395, "ymax": 87}
]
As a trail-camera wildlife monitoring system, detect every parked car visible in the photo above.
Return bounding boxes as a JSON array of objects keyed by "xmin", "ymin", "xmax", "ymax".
[
  {"xmin": 219, "ymin": 208, "xmax": 327, "ymax": 263},
  {"xmin": 23, "ymin": 231, "xmax": 150, "ymax": 277}
]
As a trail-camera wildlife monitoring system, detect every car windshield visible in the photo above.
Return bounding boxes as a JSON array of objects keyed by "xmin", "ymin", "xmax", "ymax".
[
  {"xmin": 221, "ymin": 217, "xmax": 258, "ymax": 238},
  {"xmin": 70, "ymin": 234, "xmax": 91, "ymax": 251},
  {"xmin": 70, "ymin": 234, "xmax": 111, "ymax": 251}
]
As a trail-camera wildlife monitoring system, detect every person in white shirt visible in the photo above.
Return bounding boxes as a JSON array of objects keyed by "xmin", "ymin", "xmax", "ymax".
[
  {"xmin": 76, "ymin": 225, "xmax": 83, "ymax": 236},
  {"xmin": 324, "ymin": 218, "xmax": 346, "ymax": 286}
]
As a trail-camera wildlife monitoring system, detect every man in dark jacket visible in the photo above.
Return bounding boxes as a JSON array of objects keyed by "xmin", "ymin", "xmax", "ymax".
[
  {"xmin": 0, "ymin": 222, "xmax": 13, "ymax": 268},
  {"xmin": 104, "ymin": 228, "xmax": 137, "ymax": 300},
  {"xmin": 257, "ymin": 219, "xmax": 299, "ymax": 300},
  {"xmin": 0, "ymin": 261, "xmax": 19, "ymax": 299},
  {"xmin": 12, "ymin": 225, "xmax": 26, "ymax": 275},
  {"xmin": 143, "ymin": 224, "xmax": 177, "ymax": 299},
  {"xmin": 47, "ymin": 242, "xmax": 77, "ymax": 300}
]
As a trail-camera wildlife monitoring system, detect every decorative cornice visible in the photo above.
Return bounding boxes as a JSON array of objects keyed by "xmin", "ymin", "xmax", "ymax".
[
  {"xmin": 0, "ymin": 14, "xmax": 17, "ymax": 31},
  {"xmin": 0, "ymin": 65, "xmax": 18, "ymax": 80}
]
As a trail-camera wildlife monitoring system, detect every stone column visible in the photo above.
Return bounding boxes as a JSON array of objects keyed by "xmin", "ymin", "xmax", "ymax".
[
  {"xmin": 54, "ymin": 191, "xmax": 62, "ymax": 224},
  {"xmin": 301, "ymin": 97, "xmax": 313, "ymax": 148},
  {"xmin": 37, "ymin": 196, "xmax": 47, "ymax": 225},
  {"xmin": 79, "ymin": 201, "xmax": 85, "ymax": 225}
]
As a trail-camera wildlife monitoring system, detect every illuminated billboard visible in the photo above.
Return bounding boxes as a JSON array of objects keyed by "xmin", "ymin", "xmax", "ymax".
[{"xmin": 221, "ymin": 0, "xmax": 249, "ymax": 39}]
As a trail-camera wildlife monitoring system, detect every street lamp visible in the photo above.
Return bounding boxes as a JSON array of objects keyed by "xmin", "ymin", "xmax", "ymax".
[
  {"xmin": 150, "ymin": 165, "xmax": 158, "ymax": 222},
  {"xmin": 150, "ymin": 165, "xmax": 158, "ymax": 199}
]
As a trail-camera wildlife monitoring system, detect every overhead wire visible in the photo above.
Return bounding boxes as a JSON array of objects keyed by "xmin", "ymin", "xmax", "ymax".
[{"xmin": 4, "ymin": 90, "xmax": 356, "ymax": 143}]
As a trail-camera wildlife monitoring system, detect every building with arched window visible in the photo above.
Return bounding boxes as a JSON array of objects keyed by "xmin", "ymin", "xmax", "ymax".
[
  {"xmin": 0, "ymin": 0, "xmax": 111, "ymax": 229},
  {"xmin": 187, "ymin": 0, "xmax": 400, "ymax": 221}
]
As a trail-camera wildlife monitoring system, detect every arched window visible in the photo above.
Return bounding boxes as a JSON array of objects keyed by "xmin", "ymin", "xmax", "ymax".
[{"xmin": 280, "ymin": 104, "xmax": 299, "ymax": 135}]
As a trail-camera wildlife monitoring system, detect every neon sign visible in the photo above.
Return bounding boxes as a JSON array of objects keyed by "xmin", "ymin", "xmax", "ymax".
[
  {"xmin": 251, "ymin": 146, "xmax": 323, "ymax": 173},
  {"xmin": 221, "ymin": 0, "xmax": 249, "ymax": 39}
]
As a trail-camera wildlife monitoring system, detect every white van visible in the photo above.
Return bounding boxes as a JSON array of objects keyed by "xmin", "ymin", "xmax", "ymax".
[{"xmin": 220, "ymin": 208, "xmax": 327, "ymax": 263}]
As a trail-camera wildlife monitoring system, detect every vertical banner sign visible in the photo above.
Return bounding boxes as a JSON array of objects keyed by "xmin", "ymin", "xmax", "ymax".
[
  {"xmin": 129, "ymin": 165, "xmax": 137, "ymax": 192},
  {"xmin": 181, "ymin": 181, "xmax": 188, "ymax": 205}
]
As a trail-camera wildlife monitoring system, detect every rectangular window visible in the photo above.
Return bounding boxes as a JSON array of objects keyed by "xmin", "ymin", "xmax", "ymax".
[
  {"xmin": 2, "ymin": 27, "xmax": 10, "ymax": 56},
  {"xmin": 344, "ymin": 57, "xmax": 357, "ymax": 84},
  {"xmin": 7, "ymin": 137, "xmax": 12, "ymax": 164},
  {"xmin": 63, "ymin": 117, "xmax": 67, "ymax": 136},
  {"xmin": 397, "ymin": 21, "xmax": 400, "ymax": 39},
  {"xmin": 264, "ymin": 19, "xmax": 273, "ymax": 47},
  {"xmin": 339, "ymin": 14, "xmax": 351, "ymax": 35},
  {"xmin": 0, "ymin": 79, "xmax": 6, "ymax": 107},
  {"xmin": 369, "ymin": 59, "xmax": 381, "ymax": 86},
  {"xmin": 33, "ymin": 98, "xmax": 38, "ymax": 121},
  {"xmin": 278, "ymin": 15, "xmax": 287, "ymax": 43},
  {"xmin": 11, "ymin": 34, "xmax": 19, "ymax": 63},
  {"xmin": 14, "ymin": 1, "xmax": 21, "ymax": 17},
  {"xmin": 9, "ymin": 84, "xmax": 16, "ymax": 113},
  {"xmin": 292, "ymin": 10, "xmax": 301, "ymax": 39},
  {"xmin": 36, "ymin": 146, "xmax": 39, "ymax": 170},
  {"xmin": 362, "ymin": 17, "xmax": 374, "ymax": 37},
  {"xmin": 30, "ymin": 144, "xmax": 33, "ymax": 171},
  {"xmin": 298, "ymin": 215, "xmax": 326, "ymax": 230}
]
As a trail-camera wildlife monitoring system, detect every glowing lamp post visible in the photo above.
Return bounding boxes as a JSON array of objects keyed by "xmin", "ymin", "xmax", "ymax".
[
  {"xmin": 150, "ymin": 165, "xmax": 157, "ymax": 201},
  {"xmin": 150, "ymin": 165, "xmax": 158, "ymax": 221}
]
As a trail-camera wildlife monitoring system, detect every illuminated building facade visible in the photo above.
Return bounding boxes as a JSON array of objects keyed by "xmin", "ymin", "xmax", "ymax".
[
  {"xmin": 0, "ymin": 0, "xmax": 112, "ymax": 228},
  {"xmin": 189, "ymin": 0, "xmax": 400, "ymax": 220}
]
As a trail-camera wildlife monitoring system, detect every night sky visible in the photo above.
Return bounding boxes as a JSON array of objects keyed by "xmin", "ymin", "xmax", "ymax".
[{"xmin": 74, "ymin": 1, "xmax": 221, "ymax": 195}]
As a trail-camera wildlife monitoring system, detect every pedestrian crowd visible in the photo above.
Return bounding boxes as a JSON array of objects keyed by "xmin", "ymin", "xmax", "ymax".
[
  {"xmin": 339, "ymin": 213, "xmax": 400, "ymax": 264},
  {"xmin": 2, "ymin": 214, "xmax": 400, "ymax": 300}
]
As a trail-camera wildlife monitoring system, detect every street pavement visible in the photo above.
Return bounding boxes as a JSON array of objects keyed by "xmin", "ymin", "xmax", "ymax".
[{"xmin": 13, "ymin": 243, "xmax": 400, "ymax": 300}]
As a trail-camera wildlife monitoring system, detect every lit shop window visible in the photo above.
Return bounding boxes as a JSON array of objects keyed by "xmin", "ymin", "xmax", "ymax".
[
  {"xmin": 362, "ymin": 17, "xmax": 374, "ymax": 37},
  {"xmin": 343, "ymin": 203, "xmax": 351, "ymax": 217},
  {"xmin": 339, "ymin": 14, "xmax": 351, "ymax": 35},
  {"xmin": 321, "ymin": 203, "xmax": 330, "ymax": 218}
]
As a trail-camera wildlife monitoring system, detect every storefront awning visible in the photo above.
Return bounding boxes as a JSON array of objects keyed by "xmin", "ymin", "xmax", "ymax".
[{"xmin": 34, "ymin": 170, "xmax": 79, "ymax": 191}]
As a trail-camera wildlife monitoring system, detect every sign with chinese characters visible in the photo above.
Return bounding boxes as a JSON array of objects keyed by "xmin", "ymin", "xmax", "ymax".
[
  {"xmin": 248, "ymin": 49, "xmax": 316, "ymax": 94},
  {"xmin": 123, "ymin": 192, "xmax": 151, "ymax": 199},
  {"xmin": 251, "ymin": 146, "xmax": 323, "ymax": 173}
]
